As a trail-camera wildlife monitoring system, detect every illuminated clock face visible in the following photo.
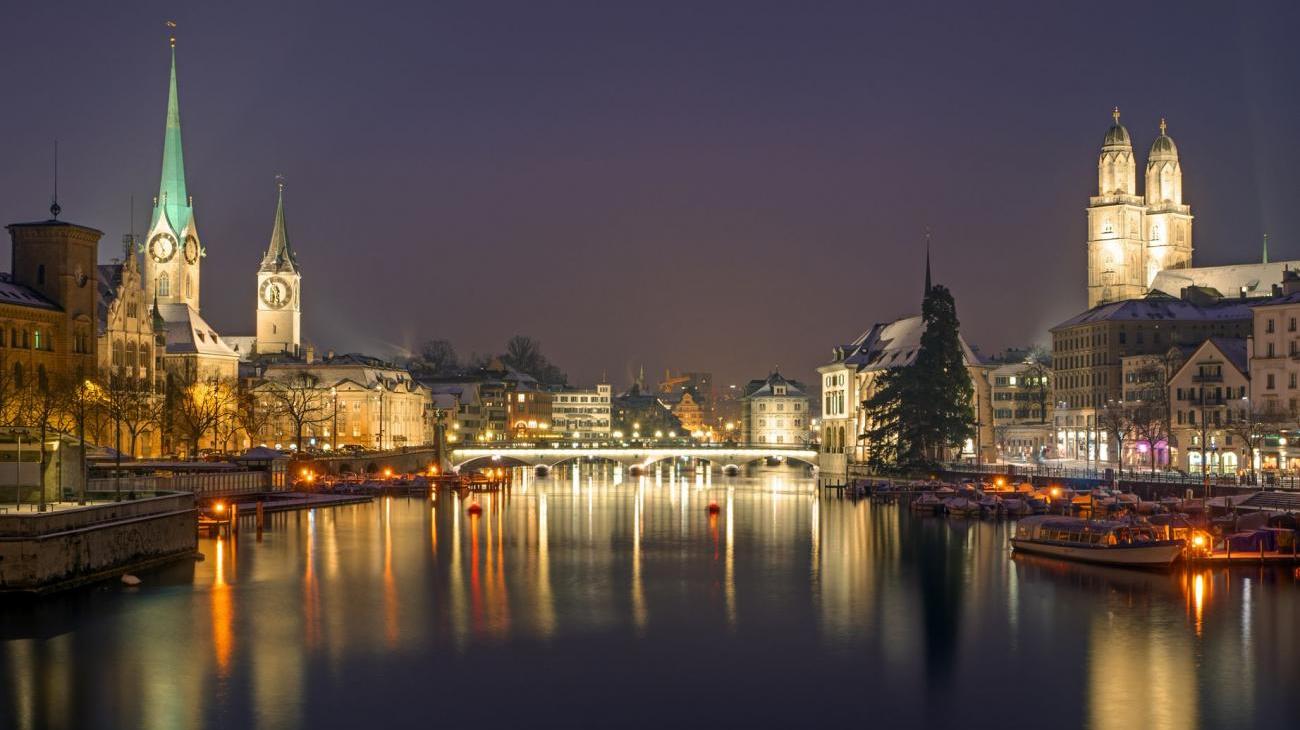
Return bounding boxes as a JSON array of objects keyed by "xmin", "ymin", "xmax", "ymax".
[
  {"xmin": 260, "ymin": 276, "xmax": 291, "ymax": 309},
  {"xmin": 149, "ymin": 233, "xmax": 177, "ymax": 263},
  {"xmin": 183, "ymin": 235, "xmax": 199, "ymax": 263}
]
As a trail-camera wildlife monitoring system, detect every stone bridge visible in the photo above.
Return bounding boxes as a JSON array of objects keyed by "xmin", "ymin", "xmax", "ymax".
[
  {"xmin": 449, "ymin": 446, "xmax": 819, "ymax": 476},
  {"xmin": 307, "ymin": 445, "xmax": 819, "ymax": 477}
]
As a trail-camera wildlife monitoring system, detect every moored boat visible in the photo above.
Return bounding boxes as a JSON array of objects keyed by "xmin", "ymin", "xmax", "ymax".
[
  {"xmin": 911, "ymin": 492, "xmax": 943, "ymax": 514},
  {"xmin": 1010, "ymin": 516, "xmax": 1185, "ymax": 568}
]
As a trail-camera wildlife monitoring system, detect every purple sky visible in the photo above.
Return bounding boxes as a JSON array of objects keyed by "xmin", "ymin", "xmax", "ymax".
[{"xmin": 3, "ymin": 1, "xmax": 1300, "ymax": 389}]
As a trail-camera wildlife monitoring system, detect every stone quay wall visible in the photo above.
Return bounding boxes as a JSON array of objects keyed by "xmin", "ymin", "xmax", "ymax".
[{"xmin": 0, "ymin": 493, "xmax": 198, "ymax": 593}]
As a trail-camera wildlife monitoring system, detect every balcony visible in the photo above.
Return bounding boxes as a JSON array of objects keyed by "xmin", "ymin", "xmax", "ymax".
[{"xmin": 1191, "ymin": 373, "xmax": 1222, "ymax": 383}]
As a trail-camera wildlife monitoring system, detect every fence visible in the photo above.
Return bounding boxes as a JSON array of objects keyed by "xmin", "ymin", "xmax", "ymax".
[{"xmin": 88, "ymin": 469, "xmax": 274, "ymax": 499}]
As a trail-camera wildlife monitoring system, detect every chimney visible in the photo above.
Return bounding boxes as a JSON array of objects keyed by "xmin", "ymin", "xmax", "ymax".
[{"xmin": 1283, "ymin": 268, "xmax": 1300, "ymax": 297}]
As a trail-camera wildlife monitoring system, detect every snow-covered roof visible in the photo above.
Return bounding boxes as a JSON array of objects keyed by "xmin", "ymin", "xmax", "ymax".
[
  {"xmin": 743, "ymin": 371, "xmax": 808, "ymax": 398},
  {"xmin": 1051, "ymin": 294, "xmax": 1253, "ymax": 330},
  {"xmin": 1149, "ymin": 261, "xmax": 1300, "ymax": 299},
  {"xmin": 0, "ymin": 273, "xmax": 58, "ymax": 311},
  {"xmin": 155, "ymin": 303, "xmax": 239, "ymax": 358},
  {"xmin": 827, "ymin": 315, "xmax": 980, "ymax": 372}
]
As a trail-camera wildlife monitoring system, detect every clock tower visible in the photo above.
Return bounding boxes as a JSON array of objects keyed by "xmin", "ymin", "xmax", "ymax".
[
  {"xmin": 143, "ymin": 38, "xmax": 203, "ymax": 312},
  {"xmin": 255, "ymin": 181, "xmax": 301, "ymax": 356}
]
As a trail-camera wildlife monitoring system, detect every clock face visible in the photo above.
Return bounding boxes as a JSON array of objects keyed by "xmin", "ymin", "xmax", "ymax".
[
  {"xmin": 184, "ymin": 235, "xmax": 199, "ymax": 263},
  {"xmin": 149, "ymin": 232, "xmax": 177, "ymax": 263},
  {"xmin": 260, "ymin": 276, "xmax": 291, "ymax": 309}
]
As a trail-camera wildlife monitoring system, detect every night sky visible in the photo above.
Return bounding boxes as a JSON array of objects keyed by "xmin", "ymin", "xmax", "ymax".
[{"xmin": 3, "ymin": 1, "xmax": 1300, "ymax": 390}]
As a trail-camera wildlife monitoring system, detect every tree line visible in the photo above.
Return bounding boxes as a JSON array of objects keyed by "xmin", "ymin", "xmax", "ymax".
[{"xmin": 406, "ymin": 334, "xmax": 567, "ymax": 385}]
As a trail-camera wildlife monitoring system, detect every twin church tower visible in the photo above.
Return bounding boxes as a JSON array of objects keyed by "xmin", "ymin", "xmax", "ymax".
[
  {"xmin": 142, "ymin": 38, "xmax": 301, "ymax": 363},
  {"xmin": 1086, "ymin": 108, "xmax": 1194, "ymax": 308}
]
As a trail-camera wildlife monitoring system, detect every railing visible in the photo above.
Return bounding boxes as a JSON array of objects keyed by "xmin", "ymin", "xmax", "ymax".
[
  {"xmin": 939, "ymin": 461, "xmax": 1300, "ymax": 490},
  {"xmin": 1191, "ymin": 374, "xmax": 1223, "ymax": 383},
  {"xmin": 88, "ymin": 469, "xmax": 273, "ymax": 498}
]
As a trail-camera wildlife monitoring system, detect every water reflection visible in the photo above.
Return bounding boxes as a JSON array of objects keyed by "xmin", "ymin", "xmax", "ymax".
[{"xmin": 2, "ymin": 471, "xmax": 1298, "ymax": 729}]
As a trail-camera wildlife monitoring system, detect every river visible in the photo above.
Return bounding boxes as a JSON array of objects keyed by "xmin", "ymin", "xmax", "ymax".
[{"xmin": 2, "ymin": 470, "xmax": 1297, "ymax": 729}]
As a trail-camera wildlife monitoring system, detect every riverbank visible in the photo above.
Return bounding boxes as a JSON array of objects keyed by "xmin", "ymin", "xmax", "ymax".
[{"xmin": 0, "ymin": 492, "xmax": 198, "ymax": 594}]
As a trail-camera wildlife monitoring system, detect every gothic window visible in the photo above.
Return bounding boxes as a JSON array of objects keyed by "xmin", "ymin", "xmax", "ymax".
[
  {"xmin": 33, "ymin": 330, "xmax": 41, "ymax": 350},
  {"xmin": 158, "ymin": 272, "xmax": 170, "ymax": 297},
  {"xmin": 13, "ymin": 362, "xmax": 22, "ymax": 388},
  {"xmin": 112, "ymin": 340, "xmax": 124, "ymax": 366},
  {"xmin": 126, "ymin": 341, "xmax": 137, "ymax": 367}
]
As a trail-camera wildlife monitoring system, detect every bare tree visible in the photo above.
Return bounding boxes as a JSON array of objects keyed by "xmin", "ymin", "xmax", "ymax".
[
  {"xmin": 168, "ymin": 374, "xmax": 236, "ymax": 458},
  {"xmin": 1020, "ymin": 350, "xmax": 1052, "ymax": 425},
  {"xmin": 235, "ymin": 381, "xmax": 280, "ymax": 450},
  {"xmin": 264, "ymin": 371, "xmax": 330, "ymax": 451},
  {"xmin": 15, "ymin": 369, "xmax": 67, "ymax": 510},
  {"xmin": 0, "ymin": 351, "xmax": 22, "ymax": 427},
  {"xmin": 1129, "ymin": 399, "xmax": 1169, "ymax": 476},
  {"xmin": 100, "ymin": 373, "xmax": 151, "ymax": 453},
  {"xmin": 1225, "ymin": 402, "xmax": 1295, "ymax": 486},
  {"xmin": 1098, "ymin": 399, "xmax": 1136, "ymax": 480},
  {"xmin": 409, "ymin": 339, "xmax": 459, "ymax": 377}
]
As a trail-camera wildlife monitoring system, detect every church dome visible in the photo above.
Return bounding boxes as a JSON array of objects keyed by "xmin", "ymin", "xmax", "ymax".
[
  {"xmin": 1102, "ymin": 108, "xmax": 1131, "ymax": 148},
  {"xmin": 1148, "ymin": 118, "xmax": 1178, "ymax": 160}
]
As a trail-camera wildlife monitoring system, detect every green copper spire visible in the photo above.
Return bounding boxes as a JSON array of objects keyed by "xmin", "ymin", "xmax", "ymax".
[
  {"xmin": 153, "ymin": 40, "xmax": 192, "ymax": 235},
  {"xmin": 260, "ymin": 180, "xmax": 299, "ymax": 273},
  {"xmin": 1263, "ymin": 233, "xmax": 1269, "ymax": 265}
]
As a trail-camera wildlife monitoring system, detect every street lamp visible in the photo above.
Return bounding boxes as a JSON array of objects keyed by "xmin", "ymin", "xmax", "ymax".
[
  {"xmin": 373, "ymin": 382, "xmax": 387, "ymax": 451},
  {"xmin": 331, "ymin": 386, "xmax": 339, "ymax": 452}
]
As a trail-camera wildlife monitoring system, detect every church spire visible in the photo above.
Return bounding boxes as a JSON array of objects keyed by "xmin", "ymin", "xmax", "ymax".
[
  {"xmin": 1263, "ymin": 233, "xmax": 1270, "ymax": 265},
  {"xmin": 153, "ymin": 36, "xmax": 192, "ymax": 234},
  {"xmin": 923, "ymin": 228, "xmax": 932, "ymax": 295},
  {"xmin": 260, "ymin": 178, "xmax": 299, "ymax": 273}
]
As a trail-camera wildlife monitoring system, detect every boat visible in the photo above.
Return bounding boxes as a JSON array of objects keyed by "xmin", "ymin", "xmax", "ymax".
[
  {"xmin": 1002, "ymin": 497, "xmax": 1032, "ymax": 517},
  {"xmin": 911, "ymin": 492, "xmax": 943, "ymax": 514},
  {"xmin": 943, "ymin": 497, "xmax": 981, "ymax": 517},
  {"xmin": 978, "ymin": 495, "xmax": 1002, "ymax": 516},
  {"xmin": 1010, "ymin": 516, "xmax": 1185, "ymax": 568}
]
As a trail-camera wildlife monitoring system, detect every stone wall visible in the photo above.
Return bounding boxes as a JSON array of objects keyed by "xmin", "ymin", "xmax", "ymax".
[{"xmin": 0, "ymin": 492, "xmax": 197, "ymax": 593}]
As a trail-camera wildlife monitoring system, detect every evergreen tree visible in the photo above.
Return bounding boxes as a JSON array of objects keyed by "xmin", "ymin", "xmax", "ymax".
[
  {"xmin": 911, "ymin": 284, "xmax": 975, "ymax": 463},
  {"xmin": 860, "ymin": 283, "xmax": 975, "ymax": 471}
]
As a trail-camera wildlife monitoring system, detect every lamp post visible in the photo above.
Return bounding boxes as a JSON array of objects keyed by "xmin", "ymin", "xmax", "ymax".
[
  {"xmin": 330, "ymin": 386, "xmax": 338, "ymax": 452},
  {"xmin": 373, "ymin": 382, "xmax": 386, "ymax": 451}
]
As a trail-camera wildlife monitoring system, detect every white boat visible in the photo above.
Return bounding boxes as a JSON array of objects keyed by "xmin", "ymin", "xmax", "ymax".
[{"xmin": 1010, "ymin": 516, "xmax": 1184, "ymax": 568}]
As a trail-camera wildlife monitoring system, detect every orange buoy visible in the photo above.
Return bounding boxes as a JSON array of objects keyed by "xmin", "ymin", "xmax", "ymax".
[
  {"xmin": 707, "ymin": 502, "xmax": 720, "ymax": 514},
  {"xmin": 467, "ymin": 502, "xmax": 483, "ymax": 516}
]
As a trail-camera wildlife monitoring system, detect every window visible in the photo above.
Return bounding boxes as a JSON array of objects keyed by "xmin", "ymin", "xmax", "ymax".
[
  {"xmin": 1267, "ymin": 373, "xmax": 1276, "ymax": 390},
  {"xmin": 36, "ymin": 264, "xmax": 45, "ymax": 285},
  {"xmin": 1268, "ymin": 343, "xmax": 1276, "ymax": 357},
  {"xmin": 33, "ymin": 330, "xmax": 41, "ymax": 350},
  {"xmin": 1267, "ymin": 319, "xmax": 1276, "ymax": 333},
  {"xmin": 1291, "ymin": 318, "xmax": 1296, "ymax": 333},
  {"xmin": 158, "ymin": 272, "xmax": 170, "ymax": 297}
]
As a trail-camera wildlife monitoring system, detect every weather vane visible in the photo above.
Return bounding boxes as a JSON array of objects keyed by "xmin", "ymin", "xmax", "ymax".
[
  {"xmin": 166, "ymin": 19, "xmax": 176, "ymax": 47},
  {"xmin": 275, "ymin": 173, "xmax": 286, "ymax": 192}
]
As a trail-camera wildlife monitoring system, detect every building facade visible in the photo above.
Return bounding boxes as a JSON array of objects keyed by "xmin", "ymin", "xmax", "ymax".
[
  {"xmin": 988, "ymin": 358, "xmax": 1053, "ymax": 462},
  {"xmin": 740, "ymin": 371, "xmax": 809, "ymax": 446},
  {"xmin": 1051, "ymin": 294, "xmax": 1251, "ymax": 465},
  {"xmin": 250, "ymin": 352, "xmax": 431, "ymax": 451},
  {"xmin": 551, "ymin": 383, "xmax": 612, "ymax": 442},
  {"xmin": 1168, "ymin": 339, "xmax": 1249, "ymax": 475}
]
